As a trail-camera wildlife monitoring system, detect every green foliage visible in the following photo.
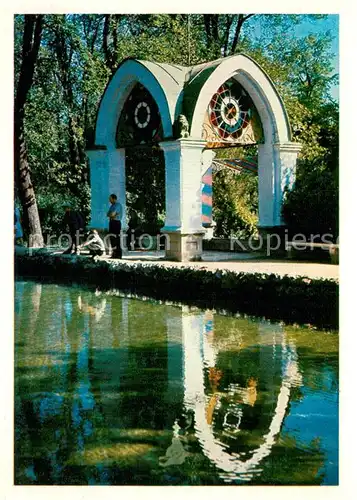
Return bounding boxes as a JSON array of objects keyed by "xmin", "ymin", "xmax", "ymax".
[
  {"xmin": 240, "ymin": 31, "xmax": 339, "ymax": 238},
  {"xmin": 280, "ymin": 68, "xmax": 338, "ymax": 238},
  {"xmin": 125, "ymin": 147, "xmax": 165, "ymax": 235},
  {"xmin": 213, "ymin": 169, "xmax": 258, "ymax": 239},
  {"xmin": 282, "ymin": 159, "xmax": 338, "ymax": 239},
  {"xmin": 37, "ymin": 185, "xmax": 91, "ymax": 240}
]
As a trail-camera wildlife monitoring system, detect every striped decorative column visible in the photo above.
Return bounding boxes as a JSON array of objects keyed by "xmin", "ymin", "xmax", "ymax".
[
  {"xmin": 202, "ymin": 165, "xmax": 213, "ymax": 228},
  {"xmin": 201, "ymin": 150, "xmax": 216, "ymax": 239}
]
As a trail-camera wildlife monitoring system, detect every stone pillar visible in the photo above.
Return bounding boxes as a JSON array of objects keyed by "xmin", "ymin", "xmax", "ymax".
[
  {"xmin": 160, "ymin": 139, "xmax": 206, "ymax": 261},
  {"xmin": 86, "ymin": 148, "xmax": 109, "ymax": 230},
  {"xmin": 86, "ymin": 147, "xmax": 127, "ymax": 231},
  {"xmin": 258, "ymin": 141, "xmax": 301, "ymax": 242},
  {"xmin": 107, "ymin": 148, "xmax": 127, "ymax": 231},
  {"xmin": 273, "ymin": 142, "xmax": 301, "ymax": 226}
]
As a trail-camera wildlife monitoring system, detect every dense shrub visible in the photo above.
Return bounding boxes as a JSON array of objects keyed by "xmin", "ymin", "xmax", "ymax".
[
  {"xmin": 282, "ymin": 158, "xmax": 338, "ymax": 240},
  {"xmin": 15, "ymin": 252, "xmax": 338, "ymax": 329}
]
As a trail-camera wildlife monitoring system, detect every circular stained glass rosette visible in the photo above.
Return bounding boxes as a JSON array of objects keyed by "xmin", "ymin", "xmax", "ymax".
[
  {"xmin": 209, "ymin": 85, "xmax": 250, "ymax": 141},
  {"xmin": 117, "ymin": 83, "xmax": 163, "ymax": 146},
  {"xmin": 134, "ymin": 101, "xmax": 151, "ymax": 129}
]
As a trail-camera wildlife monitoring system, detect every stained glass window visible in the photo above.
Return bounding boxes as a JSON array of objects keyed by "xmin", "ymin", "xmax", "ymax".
[
  {"xmin": 202, "ymin": 78, "xmax": 264, "ymax": 149},
  {"xmin": 116, "ymin": 83, "xmax": 163, "ymax": 147}
]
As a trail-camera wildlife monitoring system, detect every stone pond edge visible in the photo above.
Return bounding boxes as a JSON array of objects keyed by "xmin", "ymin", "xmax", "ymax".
[{"xmin": 14, "ymin": 252, "xmax": 338, "ymax": 330}]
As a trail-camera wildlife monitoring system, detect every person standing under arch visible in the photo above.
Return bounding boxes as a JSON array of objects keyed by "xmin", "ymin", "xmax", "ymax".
[
  {"xmin": 107, "ymin": 194, "xmax": 123, "ymax": 259},
  {"xmin": 62, "ymin": 204, "xmax": 85, "ymax": 254}
]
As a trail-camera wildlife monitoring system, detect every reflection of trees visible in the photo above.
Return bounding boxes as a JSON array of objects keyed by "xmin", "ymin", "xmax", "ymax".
[
  {"xmin": 15, "ymin": 281, "xmax": 63, "ymax": 483},
  {"xmin": 15, "ymin": 282, "xmax": 43, "ymax": 350},
  {"xmin": 15, "ymin": 284, "xmax": 97, "ymax": 483},
  {"xmin": 115, "ymin": 299, "xmax": 172, "ymax": 431},
  {"xmin": 15, "ymin": 285, "xmax": 177, "ymax": 484}
]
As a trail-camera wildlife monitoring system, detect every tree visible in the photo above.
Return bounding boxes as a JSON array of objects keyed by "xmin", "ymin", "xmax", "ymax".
[
  {"xmin": 20, "ymin": 15, "xmax": 109, "ymax": 236},
  {"xmin": 102, "ymin": 14, "xmax": 121, "ymax": 74},
  {"xmin": 203, "ymin": 14, "xmax": 255, "ymax": 58},
  {"xmin": 270, "ymin": 34, "xmax": 339, "ymax": 239},
  {"xmin": 14, "ymin": 14, "xmax": 44, "ymax": 247}
]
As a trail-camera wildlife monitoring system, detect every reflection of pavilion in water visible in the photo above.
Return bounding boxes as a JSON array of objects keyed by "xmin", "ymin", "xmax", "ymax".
[
  {"xmin": 165, "ymin": 308, "xmax": 303, "ymax": 483},
  {"xmin": 15, "ymin": 282, "xmax": 304, "ymax": 484}
]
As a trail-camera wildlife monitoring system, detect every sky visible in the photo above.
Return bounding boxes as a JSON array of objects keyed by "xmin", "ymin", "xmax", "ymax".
[{"xmin": 248, "ymin": 14, "xmax": 339, "ymax": 101}]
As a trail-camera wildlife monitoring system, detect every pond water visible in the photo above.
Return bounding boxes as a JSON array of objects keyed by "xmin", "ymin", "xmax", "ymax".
[{"xmin": 15, "ymin": 280, "xmax": 338, "ymax": 486}]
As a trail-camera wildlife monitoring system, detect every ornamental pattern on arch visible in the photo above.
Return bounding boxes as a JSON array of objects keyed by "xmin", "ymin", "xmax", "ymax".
[
  {"xmin": 116, "ymin": 83, "xmax": 163, "ymax": 147},
  {"xmin": 202, "ymin": 78, "xmax": 264, "ymax": 149}
]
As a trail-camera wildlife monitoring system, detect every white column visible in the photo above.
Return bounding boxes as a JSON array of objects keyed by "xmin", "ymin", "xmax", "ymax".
[
  {"xmin": 258, "ymin": 142, "xmax": 301, "ymax": 228},
  {"xmin": 159, "ymin": 139, "xmax": 206, "ymax": 261},
  {"xmin": 258, "ymin": 143, "xmax": 274, "ymax": 228},
  {"xmin": 86, "ymin": 148, "xmax": 109, "ymax": 229},
  {"xmin": 107, "ymin": 148, "xmax": 127, "ymax": 231},
  {"xmin": 86, "ymin": 148, "xmax": 127, "ymax": 231},
  {"xmin": 160, "ymin": 139, "xmax": 206, "ymax": 233},
  {"xmin": 273, "ymin": 142, "xmax": 301, "ymax": 226}
]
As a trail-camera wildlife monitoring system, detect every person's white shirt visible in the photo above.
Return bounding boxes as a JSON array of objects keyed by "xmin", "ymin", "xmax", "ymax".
[{"xmin": 79, "ymin": 231, "xmax": 105, "ymax": 252}]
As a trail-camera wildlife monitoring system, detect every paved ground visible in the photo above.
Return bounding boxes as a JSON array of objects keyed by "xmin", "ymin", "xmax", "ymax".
[{"xmin": 107, "ymin": 250, "xmax": 339, "ymax": 281}]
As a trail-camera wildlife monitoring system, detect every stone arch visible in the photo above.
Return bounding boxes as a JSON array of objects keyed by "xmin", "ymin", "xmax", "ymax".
[
  {"xmin": 88, "ymin": 59, "xmax": 186, "ymax": 232},
  {"xmin": 187, "ymin": 54, "xmax": 291, "ymax": 144},
  {"xmin": 180, "ymin": 54, "xmax": 300, "ymax": 234},
  {"xmin": 95, "ymin": 58, "xmax": 180, "ymax": 148},
  {"xmin": 88, "ymin": 55, "xmax": 300, "ymax": 259}
]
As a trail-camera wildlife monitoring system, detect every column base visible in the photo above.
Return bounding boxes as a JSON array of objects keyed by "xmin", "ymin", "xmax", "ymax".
[
  {"xmin": 203, "ymin": 221, "xmax": 216, "ymax": 240},
  {"xmin": 258, "ymin": 226, "xmax": 288, "ymax": 256},
  {"xmin": 163, "ymin": 232, "xmax": 204, "ymax": 262}
]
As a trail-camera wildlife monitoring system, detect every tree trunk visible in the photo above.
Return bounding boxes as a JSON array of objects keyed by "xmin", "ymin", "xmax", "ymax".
[
  {"xmin": 102, "ymin": 14, "xmax": 120, "ymax": 74},
  {"xmin": 203, "ymin": 14, "xmax": 221, "ymax": 58},
  {"xmin": 223, "ymin": 15, "xmax": 234, "ymax": 57},
  {"xmin": 230, "ymin": 14, "xmax": 255, "ymax": 55},
  {"xmin": 14, "ymin": 15, "xmax": 44, "ymax": 247},
  {"xmin": 203, "ymin": 14, "xmax": 212, "ymax": 48}
]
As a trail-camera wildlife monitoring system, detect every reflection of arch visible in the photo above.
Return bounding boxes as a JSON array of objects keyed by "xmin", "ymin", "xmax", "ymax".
[{"xmin": 180, "ymin": 313, "xmax": 302, "ymax": 482}]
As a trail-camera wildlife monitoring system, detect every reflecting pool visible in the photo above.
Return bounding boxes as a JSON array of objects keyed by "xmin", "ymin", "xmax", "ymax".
[{"xmin": 14, "ymin": 280, "xmax": 338, "ymax": 485}]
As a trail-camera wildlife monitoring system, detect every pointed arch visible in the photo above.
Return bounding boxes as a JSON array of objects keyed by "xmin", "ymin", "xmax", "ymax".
[
  {"xmin": 94, "ymin": 59, "xmax": 181, "ymax": 148},
  {"xmin": 187, "ymin": 54, "xmax": 292, "ymax": 145}
]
